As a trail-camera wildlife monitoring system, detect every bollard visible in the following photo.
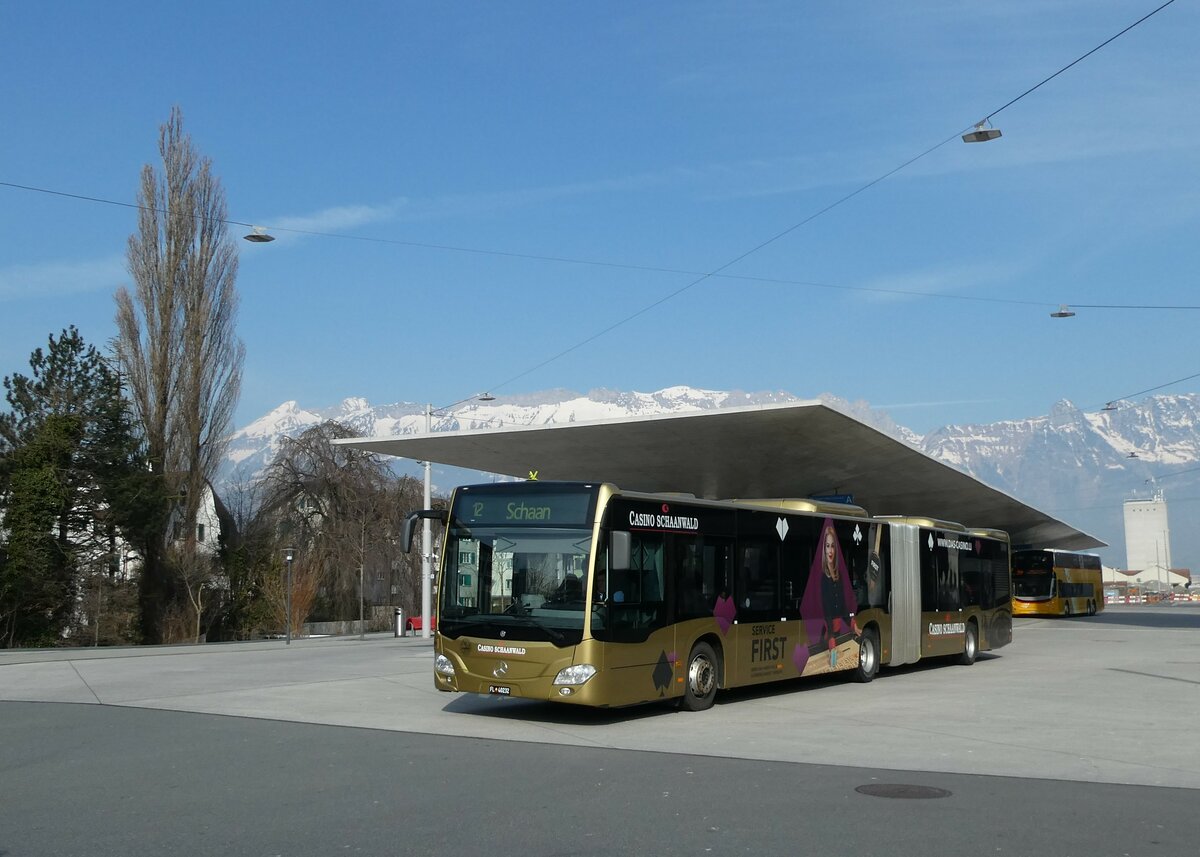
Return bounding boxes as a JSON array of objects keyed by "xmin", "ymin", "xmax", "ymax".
[{"xmin": 394, "ymin": 607, "xmax": 404, "ymax": 637}]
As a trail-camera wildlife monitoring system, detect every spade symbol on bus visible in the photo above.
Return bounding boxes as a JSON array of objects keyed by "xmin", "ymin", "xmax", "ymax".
[{"xmin": 652, "ymin": 651, "xmax": 673, "ymax": 695}]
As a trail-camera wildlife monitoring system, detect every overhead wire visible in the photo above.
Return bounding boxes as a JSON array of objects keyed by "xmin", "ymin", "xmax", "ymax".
[
  {"xmin": 1071, "ymin": 303, "xmax": 1200, "ymax": 310},
  {"xmin": 8, "ymin": 174, "xmax": 1197, "ymax": 316},
  {"xmin": 0, "ymin": 0, "xmax": 1186, "ymax": 403},
  {"xmin": 6, "ymin": 177, "xmax": 1198, "ymax": 312},
  {"xmin": 467, "ymin": 0, "xmax": 1186, "ymax": 397},
  {"xmin": 1098, "ymin": 370, "xmax": 1200, "ymax": 409},
  {"xmin": 978, "ymin": 0, "xmax": 1178, "ymax": 126},
  {"xmin": 0, "ymin": 179, "xmax": 1068, "ymax": 308},
  {"xmin": 1148, "ymin": 464, "xmax": 1200, "ymax": 482}
]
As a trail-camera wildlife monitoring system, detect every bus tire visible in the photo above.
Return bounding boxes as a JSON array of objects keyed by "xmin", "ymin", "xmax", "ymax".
[
  {"xmin": 853, "ymin": 627, "xmax": 880, "ymax": 683},
  {"xmin": 681, "ymin": 641, "xmax": 719, "ymax": 711},
  {"xmin": 957, "ymin": 621, "xmax": 978, "ymax": 666}
]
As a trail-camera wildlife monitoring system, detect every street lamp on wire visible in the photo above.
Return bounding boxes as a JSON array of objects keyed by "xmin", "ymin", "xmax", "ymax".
[
  {"xmin": 243, "ymin": 226, "xmax": 275, "ymax": 243},
  {"xmin": 962, "ymin": 120, "xmax": 1002, "ymax": 143}
]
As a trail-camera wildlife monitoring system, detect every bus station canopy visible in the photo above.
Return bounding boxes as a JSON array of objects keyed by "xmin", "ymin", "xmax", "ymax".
[{"xmin": 339, "ymin": 401, "xmax": 1104, "ymax": 551}]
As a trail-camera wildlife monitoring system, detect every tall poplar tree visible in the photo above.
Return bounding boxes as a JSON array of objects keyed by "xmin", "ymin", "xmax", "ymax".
[{"xmin": 114, "ymin": 107, "xmax": 245, "ymax": 642}]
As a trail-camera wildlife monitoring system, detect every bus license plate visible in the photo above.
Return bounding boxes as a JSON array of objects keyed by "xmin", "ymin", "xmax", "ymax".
[{"xmin": 488, "ymin": 685, "xmax": 511, "ymax": 695}]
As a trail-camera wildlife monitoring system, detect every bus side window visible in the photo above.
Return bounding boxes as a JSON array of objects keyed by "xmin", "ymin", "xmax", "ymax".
[
  {"xmin": 674, "ymin": 536, "xmax": 712, "ymax": 621},
  {"xmin": 920, "ymin": 531, "xmax": 940, "ymax": 613},
  {"xmin": 863, "ymin": 523, "xmax": 889, "ymax": 610},
  {"xmin": 608, "ymin": 533, "xmax": 666, "ymax": 636},
  {"xmin": 609, "ymin": 569, "xmax": 634, "ymax": 603},
  {"xmin": 940, "ymin": 547, "xmax": 962, "ymax": 612},
  {"xmin": 780, "ymin": 534, "xmax": 811, "ymax": 618},
  {"xmin": 828, "ymin": 519, "xmax": 888, "ymax": 614},
  {"xmin": 961, "ymin": 557, "xmax": 982, "ymax": 608},
  {"xmin": 736, "ymin": 540, "xmax": 779, "ymax": 615},
  {"xmin": 835, "ymin": 521, "xmax": 868, "ymax": 611}
]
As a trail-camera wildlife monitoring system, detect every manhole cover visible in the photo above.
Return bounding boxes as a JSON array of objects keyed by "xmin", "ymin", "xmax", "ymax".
[{"xmin": 855, "ymin": 784, "xmax": 952, "ymax": 799}]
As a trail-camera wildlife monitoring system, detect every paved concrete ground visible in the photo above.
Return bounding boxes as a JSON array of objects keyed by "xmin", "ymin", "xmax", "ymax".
[
  {"xmin": 3, "ymin": 605, "xmax": 1198, "ymax": 789},
  {"xmin": 3, "ymin": 606, "xmax": 1198, "ymax": 856},
  {"xmin": 3, "ymin": 701, "xmax": 1195, "ymax": 857}
]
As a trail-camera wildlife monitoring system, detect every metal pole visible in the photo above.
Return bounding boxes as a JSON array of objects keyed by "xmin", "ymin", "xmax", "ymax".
[
  {"xmin": 1156, "ymin": 542, "xmax": 1165, "ymax": 600},
  {"xmin": 94, "ymin": 573, "xmax": 102, "ymax": 647},
  {"xmin": 1163, "ymin": 529, "xmax": 1171, "ymax": 598},
  {"xmin": 360, "ymin": 517, "xmax": 366, "ymax": 641},
  {"xmin": 422, "ymin": 403, "xmax": 432, "ymax": 640},
  {"xmin": 286, "ymin": 556, "xmax": 293, "ymax": 644}
]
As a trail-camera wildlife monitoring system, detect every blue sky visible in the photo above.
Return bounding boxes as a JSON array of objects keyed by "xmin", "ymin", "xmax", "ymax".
[{"xmin": 3, "ymin": 1, "xmax": 1198, "ymax": 435}]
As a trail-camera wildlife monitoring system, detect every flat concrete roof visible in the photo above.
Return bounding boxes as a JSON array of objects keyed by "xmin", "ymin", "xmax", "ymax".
[{"xmin": 339, "ymin": 401, "xmax": 1103, "ymax": 550}]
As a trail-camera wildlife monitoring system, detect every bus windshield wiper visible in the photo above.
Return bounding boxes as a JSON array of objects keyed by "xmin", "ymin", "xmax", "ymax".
[
  {"xmin": 441, "ymin": 619, "xmax": 499, "ymax": 637},
  {"xmin": 501, "ymin": 614, "xmax": 567, "ymax": 644},
  {"xmin": 443, "ymin": 615, "xmax": 566, "ymax": 645}
]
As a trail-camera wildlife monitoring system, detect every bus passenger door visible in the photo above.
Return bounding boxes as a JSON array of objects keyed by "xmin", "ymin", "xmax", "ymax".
[
  {"xmin": 727, "ymin": 537, "xmax": 783, "ymax": 687},
  {"xmin": 600, "ymin": 532, "xmax": 677, "ymax": 701}
]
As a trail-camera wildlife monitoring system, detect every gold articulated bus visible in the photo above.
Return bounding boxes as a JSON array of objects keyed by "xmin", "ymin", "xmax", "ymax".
[
  {"xmin": 1011, "ymin": 549, "xmax": 1104, "ymax": 617},
  {"xmin": 405, "ymin": 481, "xmax": 1012, "ymax": 711}
]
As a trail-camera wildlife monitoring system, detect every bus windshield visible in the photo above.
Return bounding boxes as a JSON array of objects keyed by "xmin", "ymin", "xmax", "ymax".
[
  {"xmin": 1013, "ymin": 569, "xmax": 1054, "ymax": 599},
  {"xmin": 438, "ymin": 526, "xmax": 593, "ymax": 646}
]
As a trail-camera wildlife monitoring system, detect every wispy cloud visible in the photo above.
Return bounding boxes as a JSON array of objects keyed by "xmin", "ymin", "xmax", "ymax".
[
  {"xmin": 391, "ymin": 168, "xmax": 699, "ymax": 223},
  {"xmin": 247, "ymin": 169, "xmax": 699, "ymax": 239},
  {"xmin": 854, "ymin": 260, "xmax": 1032, "ymax": 306},
  {"xmin": 0, "ymin": 254, "xmax": 126, "ymax": 302},
  {"xmin": 254, "ymin": 200, "xmax": 406, "ymax": 244}
]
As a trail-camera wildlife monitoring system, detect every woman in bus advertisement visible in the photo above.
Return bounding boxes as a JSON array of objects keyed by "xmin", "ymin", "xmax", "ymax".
[{"xmin": 795, "ymin": 518, "xmax": 861, "ymax": 675}]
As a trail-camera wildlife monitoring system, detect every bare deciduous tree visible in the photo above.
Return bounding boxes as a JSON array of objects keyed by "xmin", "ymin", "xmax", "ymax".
[
  {"xmin": 260, "ymin": 553, "xmax": 320, "ymax": 638},
  {"xmin": 114, "ymin": 106, "xmax": 244, "ymax": 642},
  {"xmin": 258, "ymin": 422, "xmax": 426, "ymax": 629}
]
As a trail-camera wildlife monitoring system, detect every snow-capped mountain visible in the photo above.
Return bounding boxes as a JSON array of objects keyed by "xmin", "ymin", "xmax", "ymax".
[
  {"xmin": 219, "ymin": 387, "xmax": 1200, "ymax": 573},
  {"xmin": 917, "ymin": 396, "xmax": 1200, "ymax": 575},
  {"xmin": 220, "ymin": 387, "xmax": 878, "ymax": 486}
]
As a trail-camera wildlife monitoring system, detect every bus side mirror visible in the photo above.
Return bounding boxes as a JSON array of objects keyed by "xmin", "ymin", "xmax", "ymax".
[
  {"xmin": 401, "ymin": 509, "xmax": 449, "ymax": 553},
  {"xmin": 611, "ymin": 531, "xmax": 632, "ymax": 571},
  {"xmin": 401, "ymin": 513, "xmax": 419, "ymax": 553}
]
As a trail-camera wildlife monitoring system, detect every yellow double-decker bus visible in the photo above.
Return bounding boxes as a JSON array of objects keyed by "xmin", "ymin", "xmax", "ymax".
[
  {"xmin": 1011, "ymin": 549, "xmax": 1104, "ymax": 617},
  {"xmin": 406, "ymin": 481, "xmax": 1012, "ymax": 711}
]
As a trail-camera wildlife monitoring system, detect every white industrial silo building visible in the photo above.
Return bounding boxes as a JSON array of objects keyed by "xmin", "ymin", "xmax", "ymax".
[{"xmin": 1123, "ymin": 491, "xmax": 1174, "ymax": 590}]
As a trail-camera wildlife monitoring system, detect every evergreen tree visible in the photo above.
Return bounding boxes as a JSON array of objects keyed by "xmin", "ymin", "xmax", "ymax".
[
  {"xmin": 0, "ymin": 415, "xmax": 79, "ymax": 646},
  {"xmin": 0, "ymin": 327, "xmax": 162, "ymax": 647}
]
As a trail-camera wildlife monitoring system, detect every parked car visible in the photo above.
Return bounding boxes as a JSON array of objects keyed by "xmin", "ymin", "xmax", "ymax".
[{"xmin": 405, "ymin": 613, "xmax": 437, "ymax": 634}]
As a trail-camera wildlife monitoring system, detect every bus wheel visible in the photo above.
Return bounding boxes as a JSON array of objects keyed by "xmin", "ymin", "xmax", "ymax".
[
  {"xmin": 957, "ymin": 622, "xmax": 978, "ymax": 666},
  {"xmin": 681, "ymin": 642, "xmax": 719, "ymax": 711},
  {"xmin": 853, "ymin": 627, "xmax": 880, "ymax": 683}
]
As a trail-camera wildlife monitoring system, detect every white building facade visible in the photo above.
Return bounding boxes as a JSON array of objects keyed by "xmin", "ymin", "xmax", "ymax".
[{"xmin": 1123, "ymin": 491, "xmax": 1172, "ymax": 577}]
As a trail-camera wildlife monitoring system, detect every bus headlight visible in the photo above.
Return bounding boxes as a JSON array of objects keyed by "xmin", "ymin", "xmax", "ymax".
[
  {"xmin": 553, "ymin": 664, "xmax": 597, "ymax": 686},
  {"xmin": 434, "ymin": 654, "xmax": 456, "ymax": 677}
]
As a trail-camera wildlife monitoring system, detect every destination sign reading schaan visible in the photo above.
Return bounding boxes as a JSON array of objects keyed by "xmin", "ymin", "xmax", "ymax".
[{"xmin": 453, "ymin": 488, "xmax": 596, "ymax": 527}]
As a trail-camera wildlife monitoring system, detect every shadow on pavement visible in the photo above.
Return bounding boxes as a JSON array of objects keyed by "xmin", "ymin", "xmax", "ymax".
[
  {"xmin": 1080, "ymin": 608, "xmax": 1200, "ymax": 630},
  {"xmin": 438, "ymin": 651, "xmax": 1004, "ymax": 721}
]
